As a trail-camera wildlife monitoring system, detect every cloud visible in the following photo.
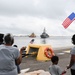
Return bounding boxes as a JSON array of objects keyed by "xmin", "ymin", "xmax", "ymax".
[
  {"xmin": 0, "ymin": 0, "xmax": 75, "ymax": 36},
  {"xmin": 0, "ymin": 0, "xmax": 69, "ymax": 19}
]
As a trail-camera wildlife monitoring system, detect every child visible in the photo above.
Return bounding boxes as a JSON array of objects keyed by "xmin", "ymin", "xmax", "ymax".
[{"xmin": 49, "ymin": 56, "xmax": 66, "ymax": 75}]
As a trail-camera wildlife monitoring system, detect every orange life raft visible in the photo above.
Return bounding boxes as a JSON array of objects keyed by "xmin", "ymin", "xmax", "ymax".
[{"xmin": 44, "ymin": 47, "xmax": 55, "ymax": 59}]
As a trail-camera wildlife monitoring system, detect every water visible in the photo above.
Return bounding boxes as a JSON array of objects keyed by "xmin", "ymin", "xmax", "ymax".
[{"xmin": 14, "ymin": 36, "xmax": 73, "ymax": 49}]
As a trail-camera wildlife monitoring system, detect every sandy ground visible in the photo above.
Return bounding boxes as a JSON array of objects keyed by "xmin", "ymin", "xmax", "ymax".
[{"xmin": 20, "ymin": 47, "xmax": 72, "ymax": 75}]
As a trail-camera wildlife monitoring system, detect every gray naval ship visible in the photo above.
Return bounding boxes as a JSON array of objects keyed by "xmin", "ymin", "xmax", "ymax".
[{"xmin": 40, "ymin": 28, "xmax": 49, "ymax": 38}]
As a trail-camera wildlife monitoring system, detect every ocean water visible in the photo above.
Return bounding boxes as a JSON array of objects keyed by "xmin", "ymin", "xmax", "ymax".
[{"xmin": 14, "ymin": 36, "xmax": 73, "ymax": 49}]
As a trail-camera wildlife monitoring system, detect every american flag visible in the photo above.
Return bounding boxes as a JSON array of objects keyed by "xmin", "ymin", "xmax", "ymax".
[{"xmin": 62, "ymin": 12, "xmax": 75, "ymax": 29}]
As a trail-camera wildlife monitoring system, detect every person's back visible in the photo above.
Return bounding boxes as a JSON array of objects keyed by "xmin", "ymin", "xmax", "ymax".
[
  {"xmin": 49, "ymin": 64, "xmax": 63, "ymax": 75},
  {"xmin": 0, "ymin": 33, "xmax": 20, "ymax": 75},
  {"xmin": 49, "ymin": 56, "xmax": 66, "ymax": 75},
  {"xmin": 0, "ymin": 45, "xmax": 19, "ymax": 75}
]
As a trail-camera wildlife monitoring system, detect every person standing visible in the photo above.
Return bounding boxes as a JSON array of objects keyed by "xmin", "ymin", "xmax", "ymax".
[
  {"xmin": 67, "ymin": 34, "xmax": 75, "ymax": 75},
  {"xmin": 0, "ymin": 33, "xmax": 4, "ymax": 45},
  {"xmin": 49, "ymin": 56, "xmax": 66, "ymax": 75},
  {"xmin": 0, "ymin": 33, "xmax": 25, "ymax": 75}
]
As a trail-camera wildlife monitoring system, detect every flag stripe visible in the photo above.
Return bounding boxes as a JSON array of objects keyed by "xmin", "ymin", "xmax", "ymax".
[
  {"xmin": 62, "ymin": 18, "xmax": 73, "ymax": 29},
  {"xmin": 62, "ymin": 12, "xmax": 75, "ymax": 29}
]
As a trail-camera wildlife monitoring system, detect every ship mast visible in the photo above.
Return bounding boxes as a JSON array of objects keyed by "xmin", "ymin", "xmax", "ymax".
[{"xmin": 43, "ymin": 27, "xmax": 46, "ymax": 33}]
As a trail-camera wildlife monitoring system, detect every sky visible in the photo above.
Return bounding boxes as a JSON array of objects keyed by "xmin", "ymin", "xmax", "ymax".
[{"xmin": 0, "ymin": 0, "xmax": 75, "ymax": 36}]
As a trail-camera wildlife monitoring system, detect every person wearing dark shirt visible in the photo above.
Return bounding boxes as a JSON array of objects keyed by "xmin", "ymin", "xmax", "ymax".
[{"xmin": 0, "ymin": 33, "xmax": 4, "ymax": 45}]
